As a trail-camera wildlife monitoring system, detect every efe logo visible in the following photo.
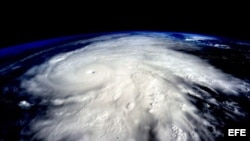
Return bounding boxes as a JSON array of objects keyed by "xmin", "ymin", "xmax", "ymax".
[{"xmin": 228, "ymin": 129, "xmax": 246, "ymax": 136}]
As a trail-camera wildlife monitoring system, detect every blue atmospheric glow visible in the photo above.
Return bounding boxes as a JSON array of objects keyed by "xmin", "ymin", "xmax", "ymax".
[{"xmin": 0, "ymin": 34, "xmax": 92, "ymax": 58}]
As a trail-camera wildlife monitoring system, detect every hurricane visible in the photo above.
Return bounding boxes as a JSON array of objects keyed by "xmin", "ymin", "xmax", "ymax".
[{"xmin": 19, "ymin": 34, "xmax": 249, "ymax": 141}]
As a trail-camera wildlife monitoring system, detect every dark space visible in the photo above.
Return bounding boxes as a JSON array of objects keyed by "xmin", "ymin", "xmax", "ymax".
[{"xmin": 0, "ymin": 5, "xmax": 250, "ymax": 48}]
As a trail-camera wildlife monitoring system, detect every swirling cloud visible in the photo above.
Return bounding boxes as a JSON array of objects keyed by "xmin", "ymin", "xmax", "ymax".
[{"xmin": 21, "ymin": 34, "xmax": 249, "ymax": 141}]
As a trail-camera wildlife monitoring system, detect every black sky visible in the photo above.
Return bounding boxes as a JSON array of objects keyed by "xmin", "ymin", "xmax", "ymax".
[{"xmin": 1, "ymin": 5, "xmax": 249, "ymax": 48}]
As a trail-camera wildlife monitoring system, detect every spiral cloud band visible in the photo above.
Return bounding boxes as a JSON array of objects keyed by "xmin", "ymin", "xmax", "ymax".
[{"xmin": 21, "ymin": 34, "xmax": 249, "ymax": 141}]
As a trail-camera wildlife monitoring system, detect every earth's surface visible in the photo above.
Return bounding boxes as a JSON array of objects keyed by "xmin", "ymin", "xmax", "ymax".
[{"xmin": 0, "ymin": 32, "xmax": 250, "ymax": 141}]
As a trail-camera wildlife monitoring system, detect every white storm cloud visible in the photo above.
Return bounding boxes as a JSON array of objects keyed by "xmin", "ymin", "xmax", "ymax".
[{"xmin": 21, "ymin": 34, "xmax": 249, "ymax": 141}]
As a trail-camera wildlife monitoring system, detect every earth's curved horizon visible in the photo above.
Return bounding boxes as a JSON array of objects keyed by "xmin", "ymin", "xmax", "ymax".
[{"xmin": 0, "ymin": 31, "xmax": 249, "ymax": 141}]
